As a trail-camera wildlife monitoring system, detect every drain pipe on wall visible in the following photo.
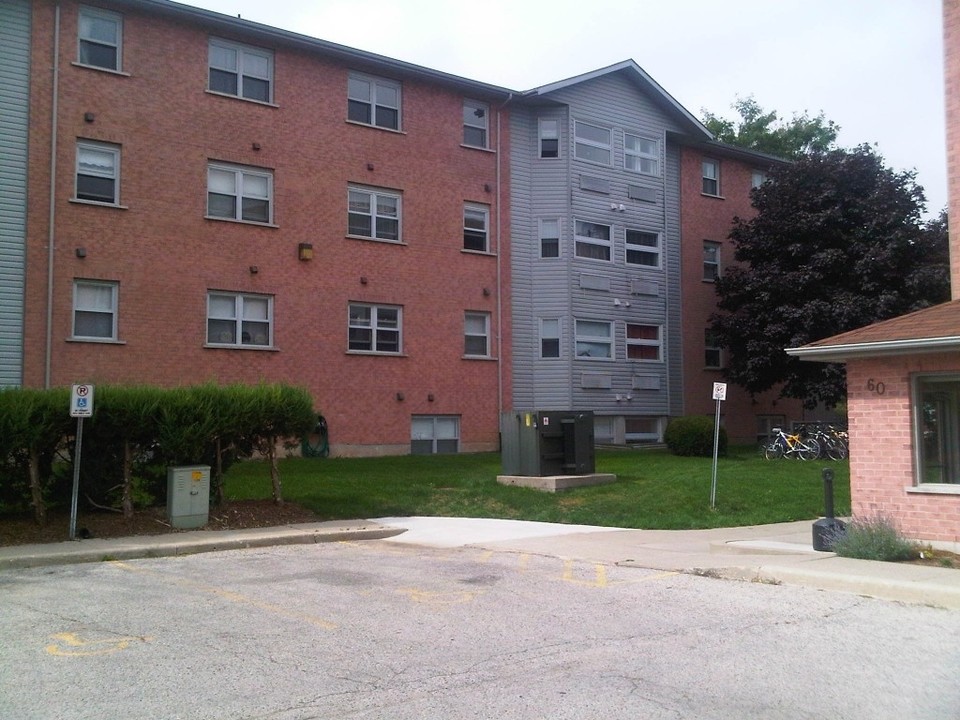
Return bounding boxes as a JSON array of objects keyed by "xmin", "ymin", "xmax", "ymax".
[
  {"xmin": 44, "ymin": 5, "xmax": 61, "ymax": 389},
  {"xmin": 495, "ymin": 92, "xmax": 515, "ymax": 421}
]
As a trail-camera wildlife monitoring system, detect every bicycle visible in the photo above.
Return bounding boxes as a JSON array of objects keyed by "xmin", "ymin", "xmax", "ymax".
[
  {"xmin": 801, "ymin": 423, "xmax": 848, "ymax": 461},
  {"xmin": 763, "ymin": 427, "xmax": 820, "ymax": 460}
]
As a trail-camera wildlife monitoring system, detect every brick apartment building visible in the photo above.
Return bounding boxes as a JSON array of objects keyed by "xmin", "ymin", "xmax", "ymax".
[{"xmin": 7, "ymin": 0, "xmax": 512, "ymax": 456}]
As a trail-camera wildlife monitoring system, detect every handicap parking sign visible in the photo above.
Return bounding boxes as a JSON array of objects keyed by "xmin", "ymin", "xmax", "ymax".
[{"xmin": 70, "ymin": 384, "xmax": 95, "ymax": 417}]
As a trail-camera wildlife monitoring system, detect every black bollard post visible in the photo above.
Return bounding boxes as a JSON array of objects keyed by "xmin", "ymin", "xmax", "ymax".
[{"xmin": 812, "ymin": 467, "xmax": 846, "ymax": 552}]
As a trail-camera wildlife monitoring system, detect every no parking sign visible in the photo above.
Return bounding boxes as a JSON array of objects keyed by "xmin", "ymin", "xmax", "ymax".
[{"xmin": 70, "ymin": 384, "xmax": 95, "ymax": 417}]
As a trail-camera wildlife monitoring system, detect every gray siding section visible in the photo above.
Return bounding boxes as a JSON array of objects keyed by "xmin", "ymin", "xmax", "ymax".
[
  {"xmin": 0, "ymin": 0, "xmax": 30, "ymax": 387},
  {"xmin": 511, "ymin": 71, "xmax": 687, "ymax": 430}
]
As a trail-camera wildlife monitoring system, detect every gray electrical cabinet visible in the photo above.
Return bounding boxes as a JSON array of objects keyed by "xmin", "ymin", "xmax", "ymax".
[
  {"xmin": 167, "ymin": 465, "xmax": 210, "ymax": 529},
  {"xmin": 501, "ymin": 411, "xmax": 595, "ymax": 476}
]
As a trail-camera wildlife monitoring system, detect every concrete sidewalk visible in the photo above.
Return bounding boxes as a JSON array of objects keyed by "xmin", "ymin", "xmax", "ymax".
[{"xmin": 1, "ymin": 516, "xmax": 959, "ymax": 610}]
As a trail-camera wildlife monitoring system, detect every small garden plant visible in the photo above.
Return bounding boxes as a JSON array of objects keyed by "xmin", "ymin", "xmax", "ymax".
[{"xmin": 829, "ymin": 515, "xmax": 920, "ymax": 562}]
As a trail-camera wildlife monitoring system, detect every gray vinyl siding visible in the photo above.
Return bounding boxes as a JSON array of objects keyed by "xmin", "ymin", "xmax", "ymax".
[
  {"xmin": 511, "ymin": 70, "xmax": 688, "ymax": 430},
  {"xmin": 0, "ymin": 0, "xmax": 30, "ymax": 387}
]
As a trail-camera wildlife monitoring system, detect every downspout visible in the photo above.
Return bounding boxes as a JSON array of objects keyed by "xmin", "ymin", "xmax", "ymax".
[
  {"xmin": 44, "ymin": 4, "xmax": 61, "ymax": 388},
  {"xmin": 495, "ymin": 93, "xmax": 513, "ymax": 421}
]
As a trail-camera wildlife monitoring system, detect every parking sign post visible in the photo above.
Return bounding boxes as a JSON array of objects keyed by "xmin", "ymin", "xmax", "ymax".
[
  {"xmin": 69, "ymin": 385, "xmax": 94, "ymax": 540},
  {"xmin": 710, "ymin": 383, "xmax": 727, "ymax": 510}
]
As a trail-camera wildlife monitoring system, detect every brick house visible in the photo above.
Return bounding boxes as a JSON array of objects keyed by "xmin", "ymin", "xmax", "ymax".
[
  {"xmin": 786, "ymin": 0, "xmax": 959, "ymax": 546},
  {"xmin": 11, "ymin": 0, "xmax": 512, "ymax": 456}
]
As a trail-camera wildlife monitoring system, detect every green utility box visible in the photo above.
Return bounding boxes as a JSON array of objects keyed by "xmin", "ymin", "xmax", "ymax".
[
  {"xmin": 500, "ymin": 411, "xmax": 595, "ymax": 476},
  {"xmin": 167, "ymin": 465, "xmax": 210, "ymax": 529}
]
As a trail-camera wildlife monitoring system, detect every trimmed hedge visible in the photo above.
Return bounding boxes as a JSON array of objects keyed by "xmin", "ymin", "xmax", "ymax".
[
  {"xmin": 0, "ymin": 383, "xmax": 317, "ymax": 524},
  {"xmin": 664, "ymin": 415, "xmax": 727, "ymax": 457}
]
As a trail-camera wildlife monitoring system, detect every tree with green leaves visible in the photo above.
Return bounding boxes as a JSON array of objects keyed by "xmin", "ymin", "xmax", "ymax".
[
  {"xmin": 710, "ymin": 144, "xmax": 949, "ymax": 408},
  {"xmin": 702, "ymin": 96, "xmax": 840, "ymax": 159}
]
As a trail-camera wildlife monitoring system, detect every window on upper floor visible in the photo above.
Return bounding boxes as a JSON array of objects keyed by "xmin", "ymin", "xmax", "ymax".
[
  {"xmin": 207, "ymin": 291, "xmax": 273, "ymax": 347},
  {"xmin": 75, "ymin": 140, "xmax": 120, "ymax": 205},
  {"xmin": 705, "ymin": 328, "xmax": 722, "ymax": 368},
  {"xmin": 463, "ymin": 100, "xmax": 488, "ymax": 148},
  {"xmin": 72, "ymin": 280, "xmax": 118, "ymax": 341},
  {"xmin": 464, "ymin": 312, "xmax": 491, "ymax": 357},
  {"xmin": 539, "ymin": 118, "xmax": 560, "ymax": 159},
  {"xmin": 348, "ymin": 303, "xmax": 402, "ymax": 354},
  {"xmin": 574, "ymin": 121, "xmax": 611, "ymax": 165},
  {"xmin": 78, "ymin": 6, "xmax": 122, "ymax": 72},
  {"xmin": 703, "ymin": 241, "xmax": 721, "ymax": 282},
  {"xmin": 540, "ymin": 318, "xmax": 561, "ymax": 359},
  {"xmin": 751, "ymin": 170, "xmax": 768, "ymax": 189},
  {"xmin": 539, "ymin": 218, "xmax": 560, "ymax": 258},
  {"xmin": 702, "ymin": 159, "xmax": 720, "ymax": 196},
  {"xmin": 574, "ymin": 220, "xmax": 611, "ymax": 261},
  {"xmin": 208, "ymin": 38, "xmax": 273, "ymax": 103},
  {"xmin": 348, "ymin": 73, "xmax": 400, "ymax": 130},
  {"xmin": 624, "ymin": 133, "xmax": 659, "ymax": 176},
  {"xmin": 463, "ymin": 204, "xmax": 490, "ymax": 252},
  {"xmin": 626, "ymin": 323, "xmax": 662, "ymax": 362},
  {"xmin": 626, "ymin": 229, "xmax": 661, "ymax": 268},
  {"xmin": 575, "ymin": 319, "xmax": 613, "ymax": 359},
  {"xmin": 348, "ymin": 187, "xmax": 401, "ymax": 242},
  {"xmin": 207, "ymin": 163, "xmax": 273, "ymax": 224}
]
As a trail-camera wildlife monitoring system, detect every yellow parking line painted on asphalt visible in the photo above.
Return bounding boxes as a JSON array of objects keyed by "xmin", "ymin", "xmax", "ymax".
[
  {"xmin": 561, "ymin": 561, "xmax": 679, "ymax": 588},
  {"xmin": 396, "ymin": 587, "xmax": 480, "ymax": 605},
  {"xmin": 45, "ymin": 631, "xmax": 152, "ymax": 657},
  {"xmin": 112, "ymin": 561, "xmax": 338, "ymax": 631}
]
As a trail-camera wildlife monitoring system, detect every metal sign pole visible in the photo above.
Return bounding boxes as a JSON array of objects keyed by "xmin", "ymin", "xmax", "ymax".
[
  {"xmin": 69, "ymin": 417, "xmax": 83, "ymax": 541},
  {"xmin": 710, "ymin": 398, "xmax": 721, "ymax": 509}
]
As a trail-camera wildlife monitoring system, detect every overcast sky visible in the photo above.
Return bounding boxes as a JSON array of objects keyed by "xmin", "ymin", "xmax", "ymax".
[{"xmin": 180, "ymin": 0, "xmax": 947, "ymax": 217}]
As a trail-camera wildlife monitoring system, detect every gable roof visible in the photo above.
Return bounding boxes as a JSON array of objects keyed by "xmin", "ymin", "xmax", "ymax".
[
  {"xmin": 520, "ymin": 60, "xmax": 713, "ymax": 141},
  {"xmin": 786, "ymin": 299, "xmax": 960, "ymax": 361}
]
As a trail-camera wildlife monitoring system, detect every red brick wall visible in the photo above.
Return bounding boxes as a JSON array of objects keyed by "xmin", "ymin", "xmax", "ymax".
[
  {"xmin": 847, "ymin": 355, "xmax": 960, "ymax": 544},
  {"xmin": 678, "ymin": 147, "xmax": 808, "ymax": 443},
  {"xmin": 26, "ymin": 1, "xmax": 511, "ymax": 455}
]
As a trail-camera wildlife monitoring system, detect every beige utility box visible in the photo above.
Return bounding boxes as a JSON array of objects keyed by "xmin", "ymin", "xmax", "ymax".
[{"xmin": 167, "ymin": 465, "xmax": 210, "ymax": 529}]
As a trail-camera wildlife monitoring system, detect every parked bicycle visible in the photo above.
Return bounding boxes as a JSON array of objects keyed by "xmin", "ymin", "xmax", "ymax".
[
  {"xmin": 800, "ymin": 423, "xmax": 848, "ymax": 461},
  {"xmin": 763, "ymin": 427, "xmax": 820, "ymax": 461}
]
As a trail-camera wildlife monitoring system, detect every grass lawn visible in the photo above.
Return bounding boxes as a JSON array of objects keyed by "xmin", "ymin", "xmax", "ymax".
[{"xmin": 224, "ymin": 446, "xmax": 850, "ymax": 530}]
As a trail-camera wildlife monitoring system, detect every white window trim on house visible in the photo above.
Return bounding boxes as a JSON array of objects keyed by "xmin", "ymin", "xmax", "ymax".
[
  {"xmin": 539, "ymin": 318, "xmax": 561, "ymax": 359},
  {"xmin": 751, "ymin": 170, "xmax": 768, "ymax": 189},
  {"xmin": 348, "ymin": 186, "xmax": 402, "ymax": 242},
  {"xmin": 411, "ymin": 415, "xmax": 460, "ymax": 454},
  {"xmin": 911, "ymin": 373, "xmax": 960, "ymax": 490},
  {"xmin": 705, "ymin": 329, "xmax": 722, "ymax": 369},
  {"xmin": 575, "ymin": 319, "xmax": 614, "ymax": 360},
  {"xmin": 624, "ymin": 132, "xmax": 659, "ymax": 176},
  {"xmin": 347, "ymin": 72, "xmax": 401, "ymax": 131},
  {"xmin": 574, "ymin": 120, "xmax": 612, "ymax": 165},
  {"xmin": 463, "ymin": 99, "xmax": 489, "ymax": 149},
  {"xmin": 206, "ymin": 291, "xmax": 273, "ymax": 348},
  {"xmin": 574, "ymin": 219, "xmax": 612, "ymax": 262},
  {"xmin": 207, "ymin": 163, "xmax": 274, "ymax": 224},
  {"xmin": 626, "ymin": 323, "xmax": 662, "ymax": 363},
  {"xmin": 464, "ymin": 311, "xmax": 491, "ymax": 357},
  {"xmin": 348, "ymin": 303, "xmax": 402, "ymax": 354},
  {"xmin": 77, "ymin": 5, "xmax": 123, "ymax": 72},
  {"xmin": 463, "ymin": 203, "xmax": 490, "ymax": 252},
  {"xmin": 208, "ymin": 38, "xmax": 274, "ymax": 104},
  {"xmin": 75, "ymin": 140, "xmax": 121, "ymax": 206},
  {"xmin": 625, "ymin": 229, "xmax": 661, "ymax": 268},
  {"xmin": 702, "ymin": 159, "xmax": 721, "ymax": 196},
  {"xmin": 72, "ymin": 280, "xmax": 119, "ymax": 341},
  {"xmin": 703, "ymin": 241, "xmax": 721, "ymax": 282},
  {"xmin": 539, "ymin": 118, "xmax": 560, "ymax": 159},
  {"xmin": 539, "ymin": 218, "xmax": 561, "ymax": 259}
]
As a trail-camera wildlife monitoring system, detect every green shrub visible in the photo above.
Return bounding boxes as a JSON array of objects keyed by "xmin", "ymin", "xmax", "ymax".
[
  {"xmin": 664, "ymin": 415, "xmax": 727, "ymax": 457},
  {"xmin": 829, "ymin": 515, "xmax": 919, "ymax": 561}
]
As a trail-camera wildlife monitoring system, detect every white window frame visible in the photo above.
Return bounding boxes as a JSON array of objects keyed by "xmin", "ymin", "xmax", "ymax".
[
  {"xmin": 574, "ymin": 120, "xmax": 612, "ymax": 165},
  {"xmin": 208, "ymin": 38, "xmax": 274, "ymax": 104},
  {"xmin": 626, "ymin": 323, "xmax": 662, "ymax": 363},
  {"xmin": 348, "ymin": 186, "xmax": 401, "ymax": 242},
  {"xmin": 539, "ymin": 318, "xmax": 561, "ymax": 359},
  {"xmin": 72, "ymin": 280, "xmax": 118, "ymax": 341},
  {"xmin": 539, "ymin": 118, "xmax": 560, "ymax": 159},
  {"xmin": 463, "ymin": 204, "xmax": 490, "ymax": 252},
  {"xmin": 464, "ymin": 312, "xmax": 491, "ymax": 357},
  {"xmin": 625, "ymin": 229, "xmax": 661, "ymax": 268},
  {"xmin": 539, "ymin": 218, "xmax": 561, "ymax": 259},
  {"xmin": 751, "ymin": 170, "xmax": 768, "ymax": 189},
  {"xmin": 463, "ymin": 99, "xmax": 489, "ymax": 148},
  {"xmin": 411, "ymin": 415, "xmax": 460, "ymax": 455},
  {"xmin": 574, "ymin": 220, "xmax": 612, "ymax": 261},
  {"xmin": 624, "ymin": 133, "xmax": 659, "ymax": 176},
  {"xmin": 705, "ymin": 329, "xmax": 722, "ymax": 369},
  {"xmin": 575, "ymin": 319, "xmax": 614, "ymax": 360},
  {"xmin": 207, "ymin": 163, "xmax": 273, "ymax": 224},
  {"xmin": 75, "ymin": 140, "xmax": 120, "ymax": 205},
  {"xmin": 206, "ymin": 292, "xmax": 273, "ymax": 348},
  {"xmin": 703, "ymin": 241, "xmax": 721, "ymax": 282},
  {"xmin": 347, "ymin": 73, "xmax": 401, "ymax": 131},
  {"xmin": 625, "ymin": 417, "xmax": 662, "ymax": 443},
  {"xmin": 77, "ymin": 5, "xmax": 122, "ymax": 72},
  {"xmin": 912, "ymin": 374, "xmax": 960, "ymax": 487},
  {"xmin": 348, "ymin": 303, "xmax": 402, "ymax": 354},
  {"xmin": 702, "ymin": 159, "xmax": 720, "ymax": 196}
]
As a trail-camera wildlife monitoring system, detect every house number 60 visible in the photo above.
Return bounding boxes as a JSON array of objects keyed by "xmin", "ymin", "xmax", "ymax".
[{"xmin": 867, "ymin": 379, "xmax": 885, "ymax": 395}]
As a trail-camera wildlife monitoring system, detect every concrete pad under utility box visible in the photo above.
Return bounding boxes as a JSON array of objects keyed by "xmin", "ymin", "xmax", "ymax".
[{"xmin": 497, "ymin": 473, "xmax": 617, "ymax": 492}]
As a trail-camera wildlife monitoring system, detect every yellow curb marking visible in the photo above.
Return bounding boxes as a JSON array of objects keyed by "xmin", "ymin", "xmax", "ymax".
[
  {"xmin": 111, "ymin": 561, "xmax": 337, "ymax": 631},
  {"xmin": 45, "ymin": 632, "xmax": 152, "ymax": 657},
  {"xmin": 397, "ymin": 588, "xmax": 479, "ymax": 605},
  {"xmin": 562, "ymin": 561, "xmax": 679, "ymax": 588}
]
